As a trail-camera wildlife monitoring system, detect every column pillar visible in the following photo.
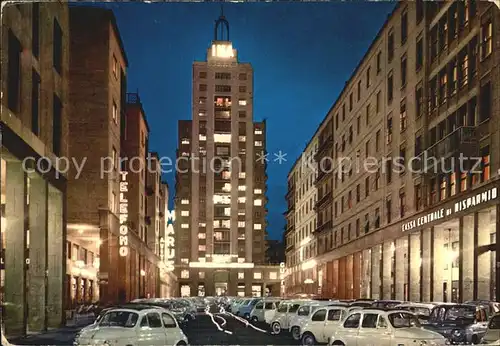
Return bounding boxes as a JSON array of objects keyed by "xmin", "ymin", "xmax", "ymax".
[
  {"xmin": 27, "ymin": 174, "xmax": 47, "ymax": 332},
  {"xmin": 433, "ymin": 227, "xmax": 445, "ymax": 301},
  {"xmin": 477, "ymin": 211, "xmax": 492, "ymax": 300},
  {"xmin": 361, "ymin": 249, "xmax": 371, "ymax": 298},
  {"xmin": 460, "ymin": 215, "xmax": 474, "ymax": 302},
  {"xmin": 204, "ymin": 269, "xmax": 214, "ymax": 297},
  {"xmin": 382, "ymin": 242, "xmax": 393, "ymax": 300},
  {"xmin": 4, "ymin": 161, "xmax": 26, "ymax": 337},
  {"xmin": 228, "ymin": 270, "xmax": 238, "ymax": 296},
  {"xmin": 245, "ymin": 269, "xmax": 253, "ymax": 297},
  {"xmin": 353, "ymin": 252, "xmax": 361, "ymax": 299},
  {"xmin": 495, "ymin": 203, "xmax": 500, "ymax": 302},
  {"xmin": 421, "ymin": 228, "xmax": 432, "ymax": 302},
  {"xmin": 371, "ymin": 245, "xmax": 381, "ymax": 300},
  {"xmin": 408, "ymin": 232, "xmax": 421, "ymax": 302},
  {"xmin": 47, "ymin": 185, "xmax": 63, "ymax": 328},
  {"xmin": 394, "ymin": 237, "xmax": 406, "ymax": 301}
]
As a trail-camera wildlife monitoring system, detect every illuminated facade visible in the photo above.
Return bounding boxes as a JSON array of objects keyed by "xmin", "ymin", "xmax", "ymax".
[
  {"xmin": 1, "ymin": 2, "xmax": 69, "ymax": 336},
  {"xmin": 284, "ymin": 137, "xmax": 320, "ymax": 295},
  {"xmin": 174, "ymin": 11, "xmax": 280, "ymax": 297},
  {"xmin": 287, "ymin": 0, "xmax": 500, "ymax": 302}
]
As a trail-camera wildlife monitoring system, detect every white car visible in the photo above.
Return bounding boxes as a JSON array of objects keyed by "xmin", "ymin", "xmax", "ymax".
[
  {"xmin": 250, "ymin": 299, "xmax": 280, "ymax": 324},
  {"xmin": 328, "ymin": 309, "xmax": 446, "ymax": 346},
  {"xmin": 270, "ymin": 300, "xmax": 309, "ymax": 334},
  {"xmin": 1, "ymin": 328, "xmax": 14, "ymax": 346},
  {"xmin": 482, "ymin": 313, "xmax": 500, "ymax": 344},
  {"xmin": 74, "ymin": 305, "xmax": 189, "ymax": 346},
  {"xmin": 300, "ymin": 305, "xmax": 349, "ymax": 345},
  {"xmin": 289, "ymin": 302, "xmax": 341, "ymax": 341}
]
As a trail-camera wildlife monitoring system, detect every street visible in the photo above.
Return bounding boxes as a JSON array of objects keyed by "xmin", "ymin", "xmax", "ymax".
[{"xmin": 9, "ymin": 312, "xmax": 297, "ymax": 346}]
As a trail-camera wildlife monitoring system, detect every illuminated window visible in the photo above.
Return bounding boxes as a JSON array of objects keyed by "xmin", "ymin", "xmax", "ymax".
[
  {"xmin": 181, "ymin": 210, "xmax": 189, "ymax": 217},
  {"xmin": 450, "ymin": 173, "xmax": 456, "ymax": 196},
  {"xmin": 254, "ymin": 141, "xmax": 262, "ymax": 146},
  {"xmin": 199, "ymin": 222, "xmax": 206, "ymax": 227},
  {"xmin": 214, "ymin": 134, "xmax": 231, "ymax": 143},
  {"xmin": 481, "ymin": 21, "xmax": 492, "ymax": 59},
  {"xmin": 181, "ymin": 258, "xmax": 189, "ymax": 264},
  {"xmin": 199, "ymin": 97, "xmax": 207, "ymax": 105},
  {"xmin": 238, "ymin": 197, "xmax": 246, "ymax": 204},
  {"xmin": 239, "ymin": 172, "xmax": 246, "ymax": 179},
  {"xmin": 254, "ymin": 188, "xmax": 262, "ymax": 194},
  {"xmin": 254, "ymin": 223, "xmax": 262, "ymax": 230},
  {"xmin": 199, "ymin": 134, "xmax": 206, "ymax": 141},
  {"xmin": 198, "ymin": 257, "xmax": 206, "ymax": 262},
  {"xmin": 198, "ymin": 111, "xmax": 206, "ymax": 117},
  {"xmin": 224, "ymin": 207, "xmax": 231, "ymax": 216},
  {"xmin": 269, "ymin": 272, "xmax": 278, "ymax": 280},
  {"xmin": 238, "ymin": 258, "xmax": 244, "ymax": 263},
  {"xmin": 238, "ymin": 272, "xmax": 244, "ymax": 279},
  {"xmin": 181, "ymin": 270, "xmax": 189, "ymax": 279},
  {"xmin": 460, "ymin": 172, "xmax": 468, "ymax": 192},
  {"xmin": 222, "ymin": 220, "xmax": 230, "ymax": 228},
  {"xmin": 181, "ymin": 223, "xmax": 189, "ymax": 229},
  {"xmin": 482, "ymin": 147, "xmax": 490, "ymax": 182},
  {"xmin": 238, "ymin": 185, "xmax": 246, "ymax": 191},
  {"xmin": 222, "ymin": 171, "xmax": 231, "ymax": 180},
  {"xmin": 198, "ymin": 233, "xmax": 206, "ymax": 239},
  {"xmin": 254, "ymin": 199, "xmax": 262, "ymax": 206},
  {"xmin": 181, "ymin": 138, "xmax": 190, "ymax": 145},
  {"xmin": 181, "ymin": 199, "xmax": 189, "ymax": 205},
  {"xmin": 239, "ymin": 135, "xmax": 246, "ymax": 142},
  {"xmin": 213, "ymin": 194, "xmax": 231, "ymax": 204},
  {"xmin": 238, "ymin": 233, "xmax": 245, "ymax": 240},
  {"xmin": 238, "ymin": 221, "xmax": 245, "ymax": 228},
  {"xmin": 253, "ymin": 272, "xmax": 262, "ymax": 280},
  {"xmin": 239, "ymin": 99, "xmax": 247, "ymax": 106},
  {"xmin": 238, "ymin": 210, "xmax": 245, "ymax": 216},
  {"xmin": 222, "ymin": 183, "xmax": 231, "ymax": 192},
  {"xmin": 198, "ymin": 245, "xmax": 206, "ymax": 252},
  {"xmin": 255, "ymin": 129, "xmax": 262, "ymax": 135},
  {"xmin": 112, "ymin": 101, "xmax": 118, "ymax": 124}
]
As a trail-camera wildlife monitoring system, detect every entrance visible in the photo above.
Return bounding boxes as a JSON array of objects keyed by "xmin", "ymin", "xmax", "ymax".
[{"xmin": 214, "ymin": 270, "xmax": 229, "ymax": 296}]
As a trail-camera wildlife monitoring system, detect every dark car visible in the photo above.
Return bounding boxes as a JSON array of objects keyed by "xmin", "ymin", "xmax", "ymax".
[
  {"xmin": 465, "ymin": 300, "xmax": 500, "ymax": 319},
  {"xmin": 423, "ymin": 303, "xmax": 488, "ymax": 344}
]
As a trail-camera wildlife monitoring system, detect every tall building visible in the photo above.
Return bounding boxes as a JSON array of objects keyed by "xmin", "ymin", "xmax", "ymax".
[
  {"xmin": 1, "ymin": 2, "xmax": 69, "ymax": 336},
  {"xmin": 175, "ymin": 12, "xmax": 280, "ymax": 297},
  {"xmin": 284, "ymin": 137, "xmax": 319, "ymax": 295},
  {"xmin": 288, "ymin": 0, "xmax": 500, "ymax": 302}
]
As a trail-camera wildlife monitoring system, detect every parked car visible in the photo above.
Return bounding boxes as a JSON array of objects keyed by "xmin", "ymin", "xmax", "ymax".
[
  {"xmin": 270, "ymin": 300, "xmax": 307, "ymax": 334},
  {"xmin": 481, "ymin": 313, "xmax": 500, "ymax": 344},
  {"xmin": 371, "ymin": 300, "xmax": 404, "ymax": 309},
  {"xmin": 394, "ymin": 302, "xmax": 435, "ymax": 323},
  {"xmin": 423, "ymin": 303, "xmax": 489, "ymax": 344},
  {"xmin": 250, "ymin": 299, "xmax": 280, "ymax": 324},
  {"xmin": 328, "ymin": 309, "xmax": 447, "ymax": 346},
  {"xmin": 465, "ymin": 300, "xmax": 500, "ymax": 319},
  {"xmin": 296, "ymin": 305, "xmax": 347, "ymax": 345},
  {"xmin": 73, "ymin": 305, "xmax": 189, "ymax": 346},
  {"xmin": 237, "ymin": 298, "xmax": 261, "ymax": 319}
]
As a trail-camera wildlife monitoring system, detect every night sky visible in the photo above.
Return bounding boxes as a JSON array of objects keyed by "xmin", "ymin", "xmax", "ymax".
[{"xmin": 94, "ymin": 1, "xmax": 395, "ymax": 240}]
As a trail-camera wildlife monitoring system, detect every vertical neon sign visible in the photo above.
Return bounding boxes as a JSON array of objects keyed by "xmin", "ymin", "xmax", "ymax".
[{"xmin": 119, "ymin": 171, "xmax": 129, "ymax": 257}]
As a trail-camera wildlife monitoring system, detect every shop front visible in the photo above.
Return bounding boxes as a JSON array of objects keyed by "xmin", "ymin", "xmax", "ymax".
[
  {"xmin": 319, "ymin": 180, "xmax": 500, "ymax": 302},
  {"xmin": 1, "ymin": 131, "xmax": 65, "ymax": 337}
]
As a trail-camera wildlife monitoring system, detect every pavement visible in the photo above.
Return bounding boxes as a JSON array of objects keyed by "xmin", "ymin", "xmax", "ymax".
[{"xmin": 7, "ymin": 307, "xmax": 298, "ymax": 346}]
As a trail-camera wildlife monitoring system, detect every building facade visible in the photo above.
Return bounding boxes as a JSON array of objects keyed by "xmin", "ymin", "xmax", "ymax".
[
  {"xmin": 286, "ymin": 0, "xmax": 500, "ymax": 302},
  {"xmin": 284, "ymin": 138, "xmax": 319, "ymax": 295},
  {"xmin": 1, "ymin": 2, "xmax": 69, "ymax": 336},
  {"xmin": 174, "ymin": 13, "xmax": 279, "ymax": 297}
]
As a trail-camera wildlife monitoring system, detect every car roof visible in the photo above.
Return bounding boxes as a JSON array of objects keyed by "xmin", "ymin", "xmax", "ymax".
[
  {"xmin": 356, "ymin": 308, "xmax": 413, "ymax": 314},
  {"xmin": 105, "ymin": 304, "xmax": 164, "ymax": 312}
]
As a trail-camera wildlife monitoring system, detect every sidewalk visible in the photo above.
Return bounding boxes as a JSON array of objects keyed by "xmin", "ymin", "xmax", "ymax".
[{"xmin": 8, "ymin": 325, "xmax": 87, "ymax": 346}]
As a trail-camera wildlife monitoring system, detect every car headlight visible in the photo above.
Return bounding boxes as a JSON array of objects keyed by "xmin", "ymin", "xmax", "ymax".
[
  {"xmin": 452, "ymin": 329, "xmax": 463, "ymax": 337},
  {"xmin": 419, "ymin": 341, "xmax": 428, "ymax": 346}
]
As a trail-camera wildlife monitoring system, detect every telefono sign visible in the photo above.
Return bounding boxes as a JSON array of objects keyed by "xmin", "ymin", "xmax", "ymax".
[
  {"xmin": 402, "ymin": 187, "xmax": 497, "ymax": 232},
  {"xmin": 119, "ymin": 171, "xmax": 129, "ymax": 256}
]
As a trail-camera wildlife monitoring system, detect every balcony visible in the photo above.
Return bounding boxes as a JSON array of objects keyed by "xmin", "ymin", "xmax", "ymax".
[
  {"xmin": 314, "ymin": 220, "xmax": 332, "ymax": 234},
  {"xmin": 314, "ymin": 191, "xmax": 332, "ymax": 211},
  {"xmin": 413, "ymin": 126, "xmax": 478, "ymax": 174},
  {"xmin": 314, "ymin": 135, "xmax": 333, "ymax": 161},
  {"xmin": 315, "ymin": 166, "xmax": 332, "ymax": 184}
]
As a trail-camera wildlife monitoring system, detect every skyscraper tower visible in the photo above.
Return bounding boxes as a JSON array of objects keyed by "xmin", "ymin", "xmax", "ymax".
[{"xmin": 175, "ymin": 10, "xmax": 268, "ymax": 297}]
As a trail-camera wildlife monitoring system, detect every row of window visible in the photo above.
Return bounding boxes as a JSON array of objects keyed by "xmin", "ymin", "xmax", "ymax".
[
  {"xmin": 180, "ymin": 269, "xmax": 275, "ymax": 280},
  {"xmin": 199, "ymin": 71, "xmax": 248, "ymax": 81},
  {"xmin": 199, "ymin": 84, "xmax": 248, "ymax": 93}
]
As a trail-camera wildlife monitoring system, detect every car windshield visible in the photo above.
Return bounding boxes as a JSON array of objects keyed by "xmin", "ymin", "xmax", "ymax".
[
  {"xmin": 388, "ymin": 312, "xmax": 421, "ymax": 328},
  {"xmin": 99, "ymin": 311, "xmax": 139, "ymax": 328},
  {"xmin": 489, "ymin": 315, "xmax": 500, "ymax": 329},
  {"xmin": 411, "ymin": 307, "xmax": 431, "ymax": 316},
  {"xmin": 445, "ymin": 306, "xmax": 476, "ymax": 321}
]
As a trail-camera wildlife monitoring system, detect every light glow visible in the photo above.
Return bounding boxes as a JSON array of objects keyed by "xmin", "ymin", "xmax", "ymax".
[
  {"xmin": 165, "ymin": 210, "xmax": 175, "ymax": 271},
  {"xmin": 301, "ymin": 259, "xmax": 316, "ymax": 271},
  {"xmin": 189, "ymin": 262, "xmax": 254, "ymax": 269},
  {"xmin": 211, "ymin": 43, "xmax": 235, "ymax": 58},
  {"xmin": 304, "ymin": 279, "xmax": 314, "ymax": 284},
  {"xmin": 118, "ymin": 171, "xmax": 129, "ymax": 257}
]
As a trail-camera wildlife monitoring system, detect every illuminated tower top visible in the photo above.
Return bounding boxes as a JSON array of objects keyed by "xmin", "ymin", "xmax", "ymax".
[{"xmin": 208, "ymin": 7, "xmax": 237, "ymax": 63}]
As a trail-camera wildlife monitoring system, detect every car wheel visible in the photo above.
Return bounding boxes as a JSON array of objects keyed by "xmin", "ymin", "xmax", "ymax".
[
  {"xmin": 301, "ymin": 332, "xmax": 316, "ymax": 346},
  {"xmin": 176, "ymin": 342, "xmax": 187, "ymax": 346},
  {"xmin": 271, "ymin": 322, "xmax": 281, "ymax": 334},
  {"xmin": 244, "ymin": 313, "xmax": 250, "ymax": 319},
  {"xmin": 291, "ymin": 326, "xmax": 300, "ymax": 340},
  {"xmin": 331, "ymin": 342, "xmax": 345, "ymax": 346},
  {"xmin": 471, "ymin": 335, "xmax": 479, "ymax": 344},
  {"xmin": 251, "ymin": 316, "xmax": 258, "ymax": 323}
]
